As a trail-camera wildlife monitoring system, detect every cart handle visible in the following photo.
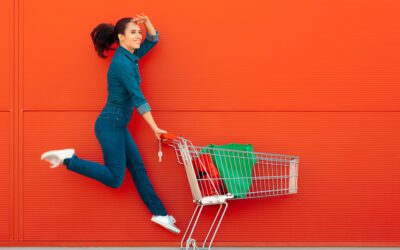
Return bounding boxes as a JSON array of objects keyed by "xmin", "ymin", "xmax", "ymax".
[{"xmin": 160, "ymin": 132, "xmax": 179, "ymax": 140}]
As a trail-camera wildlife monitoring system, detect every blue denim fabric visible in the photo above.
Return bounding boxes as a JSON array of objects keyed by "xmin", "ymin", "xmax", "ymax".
[
  {"xmin": 106, "ymin": 31, "xmax": 159, "ymax": 114},
  {"xmin": 64, "ymin": 101, "xmax": 167, "ymax": 216}
]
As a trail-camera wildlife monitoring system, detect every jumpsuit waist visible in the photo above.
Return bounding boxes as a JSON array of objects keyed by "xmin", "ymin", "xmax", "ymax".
[{"xmin": 102, "ymin": 101, "xmax": 134, "ymax": 116}]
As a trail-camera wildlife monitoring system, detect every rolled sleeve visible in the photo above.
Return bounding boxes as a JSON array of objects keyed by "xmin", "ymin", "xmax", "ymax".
[
  {"xmin": 137, "ymin": 102, "xmax": 151, "ymax": 115},
  {"xmin": 146, "ymin": 30, "xmax": 159, "ymax": 42},
  {"xmin": 134, "ymin": 30, "xmax": 159, "ymax": 59}
]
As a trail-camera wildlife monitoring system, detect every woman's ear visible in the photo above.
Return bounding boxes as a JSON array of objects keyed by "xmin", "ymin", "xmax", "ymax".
[{"xmin": 118, "ymin": 33, "xmax": 125, "ymax": 42}]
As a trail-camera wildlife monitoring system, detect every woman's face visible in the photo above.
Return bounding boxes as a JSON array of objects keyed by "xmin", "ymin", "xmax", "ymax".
[{"xmin": 119, "ymin": 21, "xmax": 143, "ymax": 50}]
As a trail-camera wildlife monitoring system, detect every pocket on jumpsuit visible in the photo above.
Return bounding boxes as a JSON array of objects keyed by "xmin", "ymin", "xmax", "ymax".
[{"xmin": 113, "ymin": 111, "xmax": 130, "ymax": 128}]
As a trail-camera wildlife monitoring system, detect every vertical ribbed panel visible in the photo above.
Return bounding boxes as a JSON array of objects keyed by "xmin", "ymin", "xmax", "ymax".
[
  {"xmin": 0, "ymin": 0, "xmax": 11, "ymax": 110},
  {"xmin": 0, "ymin": 113, "xmax": 10, "ymax": 240},
  {"xmin": 1, "ymin": 0, "xmax": 12, "ymax": 241}
]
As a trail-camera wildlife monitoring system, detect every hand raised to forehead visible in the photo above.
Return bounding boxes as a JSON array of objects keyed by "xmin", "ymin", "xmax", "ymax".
[{"xmin": 132, "ymin": 13, "xmax": 149, "ymax": 24}]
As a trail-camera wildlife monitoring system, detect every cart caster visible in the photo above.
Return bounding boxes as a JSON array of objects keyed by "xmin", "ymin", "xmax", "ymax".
[{"xmin": 186, "ymin": 238, "xmax": 197, "ymax": 250}]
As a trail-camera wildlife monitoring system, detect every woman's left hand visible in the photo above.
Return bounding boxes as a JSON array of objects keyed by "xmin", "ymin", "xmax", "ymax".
[
  {"xmin": 153, "ymin": 127, "xmax": 167, "ymax": 141},
  {"xmin": 132, "ymin": 13, "xmax": 149, "ymax": 24}
]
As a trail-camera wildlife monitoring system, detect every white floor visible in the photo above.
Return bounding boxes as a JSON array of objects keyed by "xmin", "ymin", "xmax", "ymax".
[{"xmin": 0, "ymin": 248, "xmax": 398, "ymax": 250}]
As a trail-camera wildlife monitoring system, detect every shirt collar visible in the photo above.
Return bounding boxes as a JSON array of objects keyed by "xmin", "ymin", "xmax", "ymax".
[{"xmin": 116, "ymin": 45, "xmax": 139, "ymax": 63}]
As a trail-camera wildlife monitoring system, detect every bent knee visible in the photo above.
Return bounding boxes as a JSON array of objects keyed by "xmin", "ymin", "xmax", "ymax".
[{"xmin": 107, "ymin": 176, "xmax": 124, "ymax": 188}]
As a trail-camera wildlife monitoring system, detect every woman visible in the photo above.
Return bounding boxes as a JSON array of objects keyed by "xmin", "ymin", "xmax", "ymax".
[{"xmin": 40, "ymin": 14, "xmax": 180, "ymax": 234}]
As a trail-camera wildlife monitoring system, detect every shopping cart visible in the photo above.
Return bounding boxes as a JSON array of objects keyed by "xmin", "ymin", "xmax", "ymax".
[{"xmin": 160, "ymin": 133, "xmax": 299, "ymax": 250}]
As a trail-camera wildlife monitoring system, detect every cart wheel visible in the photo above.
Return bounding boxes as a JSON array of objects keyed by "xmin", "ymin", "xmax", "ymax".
[{"xmin": 187, "ymin": 238, "xmax": 197, "ymax": 249}]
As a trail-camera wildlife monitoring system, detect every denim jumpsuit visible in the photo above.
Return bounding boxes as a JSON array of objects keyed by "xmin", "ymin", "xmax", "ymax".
[{"xmin": 63, "ymin": 31, "xmax": 167, "ymax": 216}]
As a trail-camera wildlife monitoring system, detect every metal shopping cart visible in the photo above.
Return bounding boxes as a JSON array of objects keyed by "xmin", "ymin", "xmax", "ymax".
[{"xmin": 160, "ymin": 133, "xmax": 299, "ymax": 250}]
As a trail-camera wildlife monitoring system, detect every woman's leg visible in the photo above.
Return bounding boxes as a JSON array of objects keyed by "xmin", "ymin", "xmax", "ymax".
[
  {"xmin": 64, "ymin": 117, "xmax": 126, "ymax": 188},
  {"xmin": 124, "ymin": 128, "xmax": 167, "ymax": 216}
]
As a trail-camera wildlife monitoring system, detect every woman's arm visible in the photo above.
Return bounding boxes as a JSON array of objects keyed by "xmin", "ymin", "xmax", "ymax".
[
  {"xmin": 143, "ymin": 19, "xmax": 156, "ymax": 36},
  {"xmin": 142, "ymin": 111, "xmax": 167, "ymax": 140},
  {"xmin": 132, "ymin": 13, "xmax": 159, "ymax": 58},
  {"xmin": 133, "ymin": 14, "xmax": 166, "ymax": 139}
]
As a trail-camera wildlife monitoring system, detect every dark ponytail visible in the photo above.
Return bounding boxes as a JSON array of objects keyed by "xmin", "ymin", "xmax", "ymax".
[{"xmin": 90, "ymin": 17, "xmax": 133, "ymax": 59}]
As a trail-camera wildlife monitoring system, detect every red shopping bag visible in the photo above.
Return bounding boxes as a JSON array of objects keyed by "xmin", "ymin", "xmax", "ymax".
[{"xmin": 192, "ymin": 154, "xmax": 225, "ymax": 196}]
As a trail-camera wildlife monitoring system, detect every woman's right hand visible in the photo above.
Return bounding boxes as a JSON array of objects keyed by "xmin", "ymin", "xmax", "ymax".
[
  {"xmin": 153, "ymin": 127, "xmax": 167, "ymax": 140},
  {"xmin": 132, "ymin": 13, "xmax": 150, "ymax": 24}
]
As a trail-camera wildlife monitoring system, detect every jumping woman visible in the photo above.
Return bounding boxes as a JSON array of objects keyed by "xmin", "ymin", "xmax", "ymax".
[{"xmin": 40, "ymin": 14, "xmax": 180, "ymax": 234}]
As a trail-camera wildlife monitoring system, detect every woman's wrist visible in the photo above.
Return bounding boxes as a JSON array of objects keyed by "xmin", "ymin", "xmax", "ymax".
[
  {"xmin": 152, "ymin": 125, "xmax": 159, "ymax": 132},
  {"xmin": 141, "ymin": 111, "xmax": 158, "ymax": 132},
  {"xmin": 143, "ymin": 21, "xmax": 156, "ymax": 36}
]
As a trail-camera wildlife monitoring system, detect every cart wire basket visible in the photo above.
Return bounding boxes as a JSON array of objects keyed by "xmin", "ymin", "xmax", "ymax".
[{"xmin": 160, "ymin": 133, "xmax": 299, "ymax": 250}]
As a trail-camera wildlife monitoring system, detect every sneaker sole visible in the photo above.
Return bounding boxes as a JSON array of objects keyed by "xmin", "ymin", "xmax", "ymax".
[
  {"xmin": 151, "ymin": 217, "xmax": 181, "ymax": 234},
  {"xmin": 41, "ymin": 149, "xmax": 74, "ymax": 160}
]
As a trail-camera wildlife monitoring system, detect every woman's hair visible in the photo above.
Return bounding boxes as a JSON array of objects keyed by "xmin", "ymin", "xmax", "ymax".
[{"xmin": 90, "ymin": 17, "xmax": 133, "ymax": 58}]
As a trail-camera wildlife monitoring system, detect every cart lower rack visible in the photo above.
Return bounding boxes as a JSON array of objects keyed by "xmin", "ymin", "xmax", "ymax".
[{"xmin": 160, "ymin": 133, "xmax": 299, "ymax": 250}]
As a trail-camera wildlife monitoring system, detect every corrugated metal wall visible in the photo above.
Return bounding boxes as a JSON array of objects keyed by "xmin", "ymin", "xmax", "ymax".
[{"xmin": 2, "ymin": 0, "xmax": 400, "ymax": 246}]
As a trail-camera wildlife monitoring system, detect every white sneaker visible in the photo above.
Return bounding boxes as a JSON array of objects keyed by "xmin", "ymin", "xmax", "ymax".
[
  {"xmin": 40, "ymin": 148, "xmax": 75, "ymax": 168},
  {"xmin": 151, "ymin": 214, "xmax": 181, "ymax": 234}
]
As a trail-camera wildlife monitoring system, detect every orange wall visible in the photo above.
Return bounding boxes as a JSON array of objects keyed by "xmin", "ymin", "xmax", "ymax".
[{"xmin": 2, "ymin": 0, "xmax": 400, "ymax": 246}]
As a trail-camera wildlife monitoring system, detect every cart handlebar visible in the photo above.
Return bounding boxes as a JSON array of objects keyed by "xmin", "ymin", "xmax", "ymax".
[{"xmin": 160, "ymin": 132, "xmax": 179, "ymax": 140}]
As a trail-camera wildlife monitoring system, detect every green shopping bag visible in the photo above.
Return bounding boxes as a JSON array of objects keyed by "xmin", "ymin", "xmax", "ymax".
[{"xmin": 200, "ymin": 143, "xmax": 257, "ymax": 198}]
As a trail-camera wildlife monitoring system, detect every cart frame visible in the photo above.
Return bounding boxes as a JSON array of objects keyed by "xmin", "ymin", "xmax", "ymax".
[{"xmin": 160, "ymin": 133, "xmax": 299, "ymax": 250}]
